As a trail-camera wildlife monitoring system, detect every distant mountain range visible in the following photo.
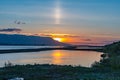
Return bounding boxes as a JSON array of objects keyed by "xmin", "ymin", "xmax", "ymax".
[{"xmin": 0, "ymin": 34, "xmax": 69, "ymax": 46}]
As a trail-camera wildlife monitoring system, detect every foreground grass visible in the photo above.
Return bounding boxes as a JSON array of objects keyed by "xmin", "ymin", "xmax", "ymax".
[{"xmin": 0, "ymin": 64, "xmax": 120, "ymax": 80}]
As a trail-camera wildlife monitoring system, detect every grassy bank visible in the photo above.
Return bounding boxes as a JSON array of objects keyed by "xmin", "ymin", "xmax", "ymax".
[{"xmin": 0, "ymin": 64, "xmax": 120, "ymax": 80}]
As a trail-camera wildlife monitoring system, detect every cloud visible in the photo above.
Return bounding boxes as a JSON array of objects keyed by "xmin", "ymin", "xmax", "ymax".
[
  {"xmin": 37, "ymin": 33, "xmax": 81, "ymax": 38},
  {"xmin": 14, "ymin": 20, "xmax": 26, "ymax": 25},
  {"xmin": 0, "ymin": 28, "xmax": 22, "ymax": 32},
  {"xmin": 82, "ymin": 39, "xmax": 92, "ymax": 41}
]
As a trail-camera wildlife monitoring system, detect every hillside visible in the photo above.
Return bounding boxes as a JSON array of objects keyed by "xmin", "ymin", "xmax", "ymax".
[
  {"xmin": 0, "ymin": 34, "xmax": 68, "ymax": 46},
  {"xmin": 92, "ymin": 41, "xmax": 120, "ymax": 70},
  {"xmin": 104, "ymin": 41, "xmax": 120, "ymax": 54}
]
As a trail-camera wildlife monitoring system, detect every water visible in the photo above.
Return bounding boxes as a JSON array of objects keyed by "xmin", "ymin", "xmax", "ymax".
[
  {"xmin": 0, "ymin": 46, "xmax": 102, "ymax": 67},
  {"xmin": 0, "ymin": 46, "xmax": 61, "ymax": 50}
]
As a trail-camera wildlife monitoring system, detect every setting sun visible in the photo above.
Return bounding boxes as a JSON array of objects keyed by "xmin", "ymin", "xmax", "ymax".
[{"xmin": 53, "ymin": 38, "xmax": 63, "ymax": 42}]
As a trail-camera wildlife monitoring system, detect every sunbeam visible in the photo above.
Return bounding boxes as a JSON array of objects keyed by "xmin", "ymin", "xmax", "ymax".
[{"xmin": 55, "ymin": 0, "xmax": 61, "ymax": 24}]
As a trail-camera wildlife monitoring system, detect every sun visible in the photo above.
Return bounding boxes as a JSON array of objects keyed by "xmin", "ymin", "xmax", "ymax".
[{"xmin": 53, "ymin": 38, "xmax": 63, "ymax": 42}]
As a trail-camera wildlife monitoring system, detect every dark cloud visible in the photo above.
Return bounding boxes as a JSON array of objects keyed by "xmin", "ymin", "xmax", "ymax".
[
  {"xmin": 14, "ymin": 20, "xmax": 26, "ymax": 25},
  {"xmin": 0, "ymin": 28, "xmax": 22, "ymax": 32}
]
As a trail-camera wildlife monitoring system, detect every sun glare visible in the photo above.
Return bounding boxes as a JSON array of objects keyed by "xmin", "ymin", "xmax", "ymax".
[{"xmin": 53, "ymin": 38, "xmax": 63, "ymax": 42}]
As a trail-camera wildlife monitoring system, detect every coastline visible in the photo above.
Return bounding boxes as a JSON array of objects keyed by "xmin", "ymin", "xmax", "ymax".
[{"xmin": 0, "ymin": 47, "xmax": 103, "ymax": 54}]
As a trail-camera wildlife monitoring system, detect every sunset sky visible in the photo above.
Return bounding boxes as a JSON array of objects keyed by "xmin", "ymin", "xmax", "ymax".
[{"xmin": 0, "ymin": 0, "xmax": 120, "ymax": 45}]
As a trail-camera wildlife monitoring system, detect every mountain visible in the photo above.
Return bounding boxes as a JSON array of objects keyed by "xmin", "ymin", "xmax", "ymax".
[{"xmin": 0, "ymin": 34, "xmax": 69, "ymax": 46}]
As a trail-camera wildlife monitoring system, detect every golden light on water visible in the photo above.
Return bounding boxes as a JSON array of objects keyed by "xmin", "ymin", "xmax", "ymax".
[
  {"xmin": 52, "ymin": 51, "xmax": 63, "ymax": 64},
  {"xmin": 53, "ymin": 52, "xmax": 62, "ymax": 57}
]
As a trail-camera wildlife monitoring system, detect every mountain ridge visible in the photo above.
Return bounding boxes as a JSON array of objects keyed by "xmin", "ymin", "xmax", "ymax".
[{"xmin": 0, "ymin": 34, "xmax": 69, "ymax": 46}]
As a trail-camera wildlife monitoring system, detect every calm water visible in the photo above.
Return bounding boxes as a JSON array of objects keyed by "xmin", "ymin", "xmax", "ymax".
[
  {"xmin": 0, "ymin": 46, "xmax": 60, "ymax": 50},
  {"xmin": 0, "ymin": 46, "xmax": 102, "ymax": 67}
]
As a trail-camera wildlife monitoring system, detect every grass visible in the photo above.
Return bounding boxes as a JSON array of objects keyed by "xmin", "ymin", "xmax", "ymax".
[{"xmin": 0, "ymin": 64, "xmax": 120, "ymax": 80}]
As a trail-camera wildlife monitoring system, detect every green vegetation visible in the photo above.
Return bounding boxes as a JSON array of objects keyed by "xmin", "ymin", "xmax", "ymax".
[
  {"xmin": 0, "ymin": 64, "xmax": 120, "ymax": 80},
  {"xmin": 92, "ymin": 41, "xmax": 120, "ymax": 70},
  {"xmin": 0, "ymin": 41, "xmax": 120, "ymax": 80},
  {"xmin": 104, "ymin": 41, "xmax": 120, "ymax": 56}
]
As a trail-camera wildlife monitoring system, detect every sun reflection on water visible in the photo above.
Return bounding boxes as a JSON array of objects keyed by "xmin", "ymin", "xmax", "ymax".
[{"xmin": 52, "ymin": 50, "xmax": 64, "ymax": 64}]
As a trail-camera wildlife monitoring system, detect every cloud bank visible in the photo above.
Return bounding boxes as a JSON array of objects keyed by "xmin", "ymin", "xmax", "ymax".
[{"xmin": 0, "ymin": 28, "xmax": 22, "ymax": 32}]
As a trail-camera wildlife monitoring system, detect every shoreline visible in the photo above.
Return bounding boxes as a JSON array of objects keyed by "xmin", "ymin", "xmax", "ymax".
[{"xmin": 0, "ymin": 47, "xmax": 103, "ymax": 54}]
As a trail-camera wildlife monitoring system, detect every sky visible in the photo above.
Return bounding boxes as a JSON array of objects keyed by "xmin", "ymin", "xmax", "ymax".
[{"xmin": 0, "ymin": 0, "xmax": 120, "ymax": 45}]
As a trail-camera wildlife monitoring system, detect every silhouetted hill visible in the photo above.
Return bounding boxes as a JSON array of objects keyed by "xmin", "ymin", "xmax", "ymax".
[
  {"xmin": 0, "ymin": 34, "xmax": 69, "ymax": 46},
  {"xmin": 104, "ymin": 41, "xmax": 120, "ymax": 54},
  {"xmin": 92, "ymin": 41, "xmax": 120, "ymax": 70}
]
